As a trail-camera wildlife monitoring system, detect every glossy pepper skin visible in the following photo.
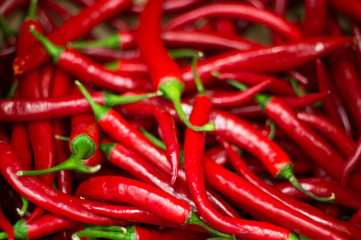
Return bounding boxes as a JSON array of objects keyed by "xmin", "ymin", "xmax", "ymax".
[
  {"xmin": 0, "ymin": 141, "xmax": 127, "ymax": 226},
  {"xmin": 13, "ymin": 0, "xmax": 132, "ymax": 74},
  {"xmin": 164, "ymin": 3, "xmax": 302, "ymax": 41},
  {"xmin": 180, "ymin": 37, "xmax": 352, "ymax": 92},
  {"xmin": 220, "ymin": 139, "xmax": 361, "ymax": 240}
]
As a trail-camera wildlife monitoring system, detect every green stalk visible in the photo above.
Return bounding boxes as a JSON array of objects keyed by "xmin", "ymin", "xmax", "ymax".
[
  {"xmin": 27, "ymin": 0, "xmax": 39, "ymax": 20},
  {"xmin": 103, "ymin": 91, "xmax": 161, "ymax": 108},
  {"xmin": 16, "ymin": 196, "xmax": 29, "ymax": 217},
  {"xmin": 17, "ymin": 141, "xmax": 100, "ymax": 176},
  {"xmin": 0, "ymin": 14, "xmax": 15, "ymax": 43},
  {"xmin": 69, "ymin": 33, "xmax": 120, "ymax": 49},
  {"xmin": 30, "ymin": 27, "xmax": 64, "ymax": 63},
  {"xmin": 277, "ymin": 164, "xmax": 335, "ymax": 202}
]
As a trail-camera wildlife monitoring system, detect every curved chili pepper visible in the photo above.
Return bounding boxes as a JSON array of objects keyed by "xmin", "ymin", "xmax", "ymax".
[
  {"xmin": 99, "ymin": 141, "xmax": 196, "ymax": 210},
  {"xmin": 164, "ymin": 3, "xmax": 302, "ymax": 41},
  {"xmin": 296, "ymin": 112, "xmax": 355, "ymax": 158},
  {"xmin": 216, "ymin": 72, "xmax": 295, "ymax": 96},
  {"xmin": 275, "ymin": 177, "xmax": 361, "ymax": 210},
  {"xmin": 29, "ymin": 28, "xmax": 152, "ymax": 93},
  {"xmin": 13, "ymin": 0, "xmax": 132, "ymax": 75},
  {"xmin": 218, "ymin": 139, "xmax": 361, "ymax": 239},
  {"xmin": 209, "ymin": 80, "xmax": 271, "ymax": 108},
  {"xmin": 208, "ymin": 83, "xmax": 333, "ymax": 201},
  {"xmin": 137, "ymin": 0, "xmax": 213, "ymax": 132},
  {"xmin": 69, "ymin": 30, "xmax": 262, "ymax": 52},
  {"xmin": 75, "ymin": 175, "xmax": 292, "ymax": 239},
  {"xmin": 0, "ymin": 202, "xmax": 14, "ymax": 240},
  {"xmin": 257, "ymin": 96, "xmax": 361, "ymax": 192},
  {"xmin": 0, "ymin": 0, "xmax": 29, "ymax": 17},
  {"xmin": 71, "ymin": 88, "xmax": 239, "ymax": 218},
  {"xmin": 327, "ymin": 17, "xmax": 361, "ymax": 135},
  {"xmin": 303, "ymin": 0, "xmax": 327, "ymax": 37},
  {"xmin": 73, "ymin": 225, "xmax": 209, "ymax": 240},
  {"xmin": 341, "ymin": 137, "xmax": 361, "ymax": 186},
  {"xmin": 82, "ymin": 202, "xmax": 186, "ymax": 227},
  {"xmin": 316, "ymin": 58, "xmax": 353, "ymax": 136},
  {"xmin": 17, "ymin": 113, "xmax": 101, "ymax": 176},
  {"xmin": 182, "ymin": 64, "xmax": 275, "ymax": 238},
  {"xmin": 0, "ymin": 214, "xmax": 79, "ymax": 240},
  {"xmin": 0, "ymin": 90, "xmax": 160, "ymax": 122},
  {"xmin": 0, "ymin": 141, "xmax": 127, "ymax": 225},
  {"xmin": 181, "ymin": 37, "xmax": 352, "ymax": 92}
]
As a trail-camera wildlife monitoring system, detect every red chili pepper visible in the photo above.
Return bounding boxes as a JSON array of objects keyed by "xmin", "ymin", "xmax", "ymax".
[
  {"xmin": 137, "ymin": 0, "xmax": 213, "ymax": 132},
  {"xmin": 98, "ymin": 140, "xmax": 196, "ymax": 210},
  {"xmin": 0, "ymin": 0, "xmax": 30, "ymax": 17},
  {"xmin": 296, "ymin": 112, "xmax": 355, "ymax": 158},
  {"xmin": 208, "ymin": 80, "xmax": 271, "ymax": 108},
  {"xmin": 341, "ymin": 137, "xmax": 361, "ymax": 186},
  {"xmin": 164, "ymin": 3, "xmax": 302, "ymax": 41},
  {"xmin": 274, "ymin": 177, "xmax": 361, "ymax": 210},
  {"xmin": 204, "ymin": 160, "xmax": 350, "ymax": 240},
  {"xmin": 40, "ymin": 0, "xmax": 72, "ymax": 23},
  {"xmin": 51, "ymin": 68, "xmax": 73, "ymax": 194},
  {"xmin": 316, "ymin": 58, "xmax": 353, "ymax": 136},
  {"xmin": 329, "ymin": 0, "xmax": 361, "ymax": 23},
  {"xmin": 10, "ymin": 123, "xmax": 32, "ymax": 169},
  {"xmin": 181, "ymin": 37, "xmax": 351, "ymax": 92},
  {"xmin": 70, "ymin": 30, "xmax": 262, "ymax": 52},
  {"xmin": 303, "ymin": 0, "xmax": 327, "ymax": 37},
  {"xmin": 28, "ymin": 28, "xmax": 152, "ymax": 93},
  {"xmin": 73, "ymin": 225, "xmax": 209, "ymax": 240},
  {"xmin": 0, "ymin": 214, "xmax": 80, "ymax": 240},
  {"xmin": 216, "ymin": 72, "xmax": 296, "ymax": 96},
  {"xmin": 0, "ymin": 141, "xmax": 127, "ymax": 225},
  {"xmin": 218, "ymin": 139, "xmax": 361, "ymax": 239},
  {"xmin": 0, "ymin": 202, "xmax": 14, "ymax": 240},
  {"xmin": 36, "ymin": 5, "xmax": 56, "ymax": 34},
  {"xmin": 13, "ymin": 0, "xmax": 132, "ymax": 75},
  {"xmin": 182, "ymin": 66, "xmax": 267, "ymax": 238},
  {"xmin": 327, "ymin": 17, "xmax": 361, "ymax": 135},
  {"xmin": 257, "ymin": 96, "xmax": 361, "ymax": 192}
]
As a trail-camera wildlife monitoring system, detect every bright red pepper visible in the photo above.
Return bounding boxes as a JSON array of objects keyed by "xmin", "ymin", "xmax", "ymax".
[
  {"xmin": 164, "ymin": 3, "xmax": 302, "ymax": 41},
  {"xmin": 13, "ymin": 0, "xmax": 132, "ymax": 74}
]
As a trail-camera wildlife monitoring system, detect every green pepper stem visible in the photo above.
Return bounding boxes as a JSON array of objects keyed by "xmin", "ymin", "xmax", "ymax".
[
  {"xmin": 169, "ymin": 48, "xmax": 201, "ymax": 59},
  {"xmin": 17, "ymin": 145, "xmax": 100, "ymax": 176},
  {"xmin": 70, "ymin": 134, "xmax": 96, "ymax": 159},
  {"xmin": 278, "ymin": 163, "xmax": 335, "ymax": 202},
  {"xmin": 72, "ymin": 230, "xmax": 127, "ymax": 240},
  {"xmin": 6, "ymin": 80, "xmax": 18, "ymax": 99},
  {"xmin": 186, "ymin": 209, "xmax": 233, "ymax": 239},
  {"xmin": 69, "ymin": 33, "xmax": 120, "ymax": 49},
  {"xmin": 27, "ymin": 0, "xmax": 38, "ymax": 20},
  {"xmin": 75, "ymin": 80, "xmax": 109, "ymax": 122},
  {"xmin": 173, "ymin": 98, "xmax": 215, "ymax": 132},
  {"xmin": 289, "ymin": 233, "xmax": 300, "ymax": 240},
  {"xmin": 103, "ymin": 91, "xmax": 161, "ymax": 108},
  {"xmin": 191, "ymin": 51, "xmax": 205, "ymax": 95},
  {"xmin": 226, "ymin": 80, "xmax": 272, "ymax": 110},
  {"xmin": 0, "ymin": 14, "xmax": 14, "ymax": 42},
  {"xmin": 29, "ymin": 26, "xmax": 64, "ymax": 62},
  {"xmin": 99, "ymin": 142, "xmax": 116, "ymax": 159},
  {"xmin": 104, "ymin": 61, "xmax": 121, "ymax": 71},
  {"xmin": 55, "ymin": 135, "xmax": 70, "ymax": 141},
  {"xmin": 16, "ymin": 196, "xmax": 29, "ymax": 217},
  {"xmin": 140, "ymin": 128, "xmax": 185, "ymax": 168},
  {"xmin": 265, "ymin": 119, "xmax": 276, "ymax": 140},
  {"xmin": 290, "ymin": 78, "xmax": 305, "ymax": 97},
  {"xmin": 140, "ymin": 128, "xmax": 167, "ymax": 150}
]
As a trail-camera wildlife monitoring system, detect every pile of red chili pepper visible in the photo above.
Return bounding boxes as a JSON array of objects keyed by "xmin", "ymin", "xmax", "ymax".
[{"xmin": 2, "ymin": 0, "xmax": 361, "ymax": 239}]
